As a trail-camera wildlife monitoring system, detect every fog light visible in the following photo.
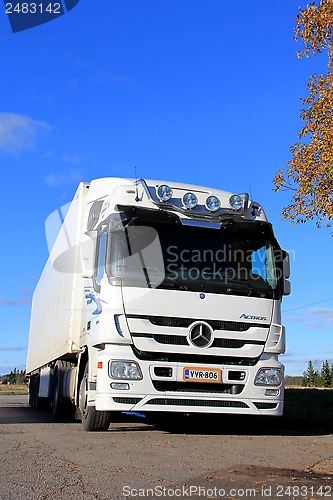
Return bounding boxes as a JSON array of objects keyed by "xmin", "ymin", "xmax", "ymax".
[
  {"xmin": 110, "ymin": 360, "xmax": 143, "ymax": 380},
  {"xmin": 254, "ymin": 368, "xmax": 282, "ymax": 386},
  {"xmin": 183, "ymin": 192, "xmax": 198, "ymax": 209},
  {"xmin": 229, "ymin": 194, "xmax": 243, "ymax": 211},
  {"xmin": 206, "ymin": 196, "xmax": 221, "ymax": 212},
  {"xmin": 265, "ymin": 389, "xmax": 279, "ymax": 396},
  {"xmin": 157, "ymin": 185, "xmax": 172, "ymax": 202},
  {"xmin": 111, "ymin": 382, "xmax": 130, "ymax": 390}
]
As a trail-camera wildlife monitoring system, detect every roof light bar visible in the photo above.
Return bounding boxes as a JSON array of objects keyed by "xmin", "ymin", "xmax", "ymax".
[
  {"xmin": 157, "ymin": 184, "xmax": 173, "ymax": 202},
  {"xmin": 206, "ymin": 195, "xmax": 221, "ymax": 212},
  {"xmin": 229, "ymin": 194, "xmax": 243, "ymax": 211},
  {"xmin": 183, "ymin": 192, "xmax": 198, "ymax": 209}
]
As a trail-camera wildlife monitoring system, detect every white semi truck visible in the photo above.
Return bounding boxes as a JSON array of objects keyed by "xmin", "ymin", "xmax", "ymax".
[{"xmin": 26, "ymin": 177, "xmax": 290, "ymax": 431}]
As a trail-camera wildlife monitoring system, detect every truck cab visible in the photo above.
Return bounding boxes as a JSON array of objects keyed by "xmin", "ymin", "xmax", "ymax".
[{"xmin": 27, "ymin": 177, "xmax": 290, "ymax": 431}]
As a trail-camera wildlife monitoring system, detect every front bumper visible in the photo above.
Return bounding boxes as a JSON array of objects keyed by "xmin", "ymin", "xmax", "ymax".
[{"xmin": 93, "ymin": 345, "xmax": 284, "ymax": 416}]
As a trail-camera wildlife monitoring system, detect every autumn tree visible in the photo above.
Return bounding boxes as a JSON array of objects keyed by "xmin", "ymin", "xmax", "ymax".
[{"xmin": 273, "ymin": 0, "xmax": 333, "ymax": 230}]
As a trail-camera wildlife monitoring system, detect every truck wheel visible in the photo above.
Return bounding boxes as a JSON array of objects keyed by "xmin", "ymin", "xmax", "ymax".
[
  {"xmin": 52, "ymin": 369, "xmax": 64, "ymax": 420},
  {"xmin": 30, "ymin": 375, "xmax": 41, "ymax": 409},
  {"xmin": 79, "ymin": 365, "xmax": 111, "ymax": 432},
  {"xmin": 29, "ymin": 376, "xmax": 34, "ymax": 407}
]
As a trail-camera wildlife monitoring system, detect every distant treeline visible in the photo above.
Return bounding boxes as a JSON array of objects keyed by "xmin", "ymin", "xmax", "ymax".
[
  {"xmin": 286, "ymin": 360, "xmax": 333, "ymax": 388},
  {"xmin": 0, "ymin": 368, "xmax": 26, "ymax": 385},
  {"xmin": 284, "ymin": 375, "xmax": 304, "ymax": 386}
]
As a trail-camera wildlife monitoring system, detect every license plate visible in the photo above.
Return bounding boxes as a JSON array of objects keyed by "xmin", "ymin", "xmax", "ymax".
[{"xmin": 183, "ymin": 367, "xmax": 221, "ymax": 383}]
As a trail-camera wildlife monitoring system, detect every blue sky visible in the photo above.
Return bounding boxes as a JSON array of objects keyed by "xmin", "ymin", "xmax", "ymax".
[{"xmin": 0, "ymin": 0, "xmax": 332, "ymax": 376}]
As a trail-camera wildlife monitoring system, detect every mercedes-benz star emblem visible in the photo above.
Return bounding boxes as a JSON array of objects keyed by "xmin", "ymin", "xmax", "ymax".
[{"xmin": 188, "ymin": 321, "xmax": 214, "ymax": 348}]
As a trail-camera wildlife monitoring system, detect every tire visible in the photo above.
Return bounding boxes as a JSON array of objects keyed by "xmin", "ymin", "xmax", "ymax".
[
  {"xmin": 30, "ymin": 375, "xmax": 40, "ymax": 409},
  {"xmin": 52, "ymin": 369, "xmax": 65, "ymax": 420},
  {"xmin": 52, "ymin": 362, "xmax": 76, "ymax": 420},
  {"xmin": 79, "ymin": 364, "xmax": 111, "ymax": 432},
  {"xmin": 29, "ymin": 376, "xmax": 34, "ymax": 408}
]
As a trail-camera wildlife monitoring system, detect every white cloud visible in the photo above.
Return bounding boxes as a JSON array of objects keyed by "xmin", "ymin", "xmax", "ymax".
[
  {"xmin": 283, "ymin": 316, "xmax": 305, "ymax": 322},
  {"xmin": 305, "ymin": 321, "xmax": 325, "ymax": 329},
  {"xmin": 43, "ymin": 151, "xmax": 54, "ymax": 159},
  {"xmin": 0, "ymin": 297, "xmax": 31, "ymax": 306},
  {"xmin": 90, "ymin": 71, "xmax": 135, "ymax": 86},
  {"xmin": 308, "ymin": 307, "xmax": 333, "ymax": 323},
  {"xmin": 0, "ymin": 347, "xmax": 26, "ymax": 351},
  {"xmin": 61, "ymin": 154, "xmax": 85, "ymax": 164},
  {"xmin": 44, "ymin": 169, "xmax": 84, "ymax": 187},
  {"xmin": 281, "ymin": 349, "xmax": 309, "ymax": 357},
  {"xmin": 0, "ymin": 112, "xmax": 51, "ymax": 153},
  {"xmin": 18, "ymin": 288, "xmax": 33, "ymax": 296},
  {"xmin": 44, "ymin": 174, "xmax": 65, "ymax": 187}
]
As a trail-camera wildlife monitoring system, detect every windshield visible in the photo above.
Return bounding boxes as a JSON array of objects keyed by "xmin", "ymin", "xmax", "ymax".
[{"xmin": 107, "ymin": 219, "xmax": 283, "ymax": 299}]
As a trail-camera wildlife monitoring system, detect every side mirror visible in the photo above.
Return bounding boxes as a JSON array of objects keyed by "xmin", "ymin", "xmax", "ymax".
[
  {"xmin": 81, "ymin": 230, "xmax": 97, "ymax": 278},
  {"xmin": 283, "ymin": 279, "xmax": 291, "ymax": 295},
  {"xmin": 283, "ymin": 252, "xmax": 290, "ymax": 279}
]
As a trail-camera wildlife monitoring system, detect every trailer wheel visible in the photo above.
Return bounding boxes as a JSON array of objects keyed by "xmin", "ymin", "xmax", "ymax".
[
  {"xmin": 30, "ymin": 374, "xmax": 42, "ymax": 410},
  {"xmin": 29, "ymin": 376, "xmax": 34, "ymax": 407},
  {"xmin": 29, "ymin": 377, "xmax": 34, "ymax": 407},
  {"xmin": 79, "ymin": 365, "xmax": 111, "ymax": 432},
  {"xmin": 52, "ymin": 369, "xmax": 65, "ymax": 420}
]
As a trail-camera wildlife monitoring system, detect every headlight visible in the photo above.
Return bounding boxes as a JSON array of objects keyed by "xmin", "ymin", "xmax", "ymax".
[
  {"xmin": 206, "ymin": 196, "xmax": 221, "ymax": 212},
  {"xmin": 254, "ymin": 368, "xmax": 282, "ymax": 386},
  {"xmin": 183, "ymin": 192, "xmax": 198, "ymax": 209},
  {"xmin": 229, "ymin": 194, "xmax": 243, "ymax": 211},
  {"xmin": 110, "ymin": 361, "xmax": 143, "ymax": 380},
  {"xmin": 157, "ymin": 184, "xmax": 172, "ymax": 202}
]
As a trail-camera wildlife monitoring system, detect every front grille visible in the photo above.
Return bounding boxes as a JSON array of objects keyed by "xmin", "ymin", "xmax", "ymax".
[
  {"xmin": 152, "ymin": 334, "xmax": 188, "ymax": 346},
  {"xmin": 127, "ymin": 314, "xmax": 269, "ymax": 331},
  {"xmin": 132, "ymin": 346, "xmax": 260, "ymax": 366},
  {"xmin": 145, "ymin": 398, "xmax": 249, "ymax": 408},
  {"xmin": 254, "ymin": 402, "xmax": 279, "ymax": 410},
  {"xmin": 113, "ymin": 397, "xmax": 142, "ymax": 405},
  {"xmin": 152, "ymin": 380, "xmax": 244, "ymax": 394},
  {"xmin": 132, "ymin": 333, "xmax": 264, "ymax": 349}
]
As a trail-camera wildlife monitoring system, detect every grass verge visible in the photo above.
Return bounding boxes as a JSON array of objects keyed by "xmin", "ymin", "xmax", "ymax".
[
  {"xmin": 284, "ymin": 388, "xmax": 333, "ymax": 429},
  {"xmin": 0, "ymin": 384, "xmax": 28, "ymax": 396}
]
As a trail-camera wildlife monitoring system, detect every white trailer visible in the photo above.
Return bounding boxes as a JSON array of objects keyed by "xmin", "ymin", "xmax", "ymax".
[{"xmin": 27, "ymin": 177, "xmax": 290, "ymax": 431}]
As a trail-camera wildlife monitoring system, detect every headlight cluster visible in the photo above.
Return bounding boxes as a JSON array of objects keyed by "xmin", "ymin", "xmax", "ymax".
[
  {"xmin": 254, "ymin": 368, "xmax": 282, "ymax": 386},
  {"xmin": 110, "ymin": 361, "xmax": 143, "ymax": 380},
  {"xmin": 157, "ymin": 184, "xmax": 245, "ymax": 212}
]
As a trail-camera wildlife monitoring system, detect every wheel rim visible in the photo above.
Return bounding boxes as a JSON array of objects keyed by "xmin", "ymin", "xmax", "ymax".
[{"xmin": 79, "ymin": 376, "xmax": 88, "ymax": 418}]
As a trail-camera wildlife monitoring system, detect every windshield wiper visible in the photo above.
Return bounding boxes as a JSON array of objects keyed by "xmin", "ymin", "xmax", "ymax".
[
  {"xmin": 163, "ymin": 274, "xmax": 191, "ymax": 291},
  {"xmin": 117, "ymin": 264, "xmax": 191, "ymax": 291},
  {"xmin": 142, "ymin": 266, "xmax": 191, "ymax": 291}
]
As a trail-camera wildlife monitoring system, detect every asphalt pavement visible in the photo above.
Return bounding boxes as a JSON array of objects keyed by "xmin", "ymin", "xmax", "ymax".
[{"xmin": 0, "ymin": 395, "xmax": 332, "ymax": 499}]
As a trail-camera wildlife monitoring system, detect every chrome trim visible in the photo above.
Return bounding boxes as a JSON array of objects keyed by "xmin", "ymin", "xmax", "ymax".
[
  {"xmin": 134, "ymin": 179, "xmax": 249, "ymax": 218},
  {"xmin": 188, "ymin": 321, "xmax": 214, "ymax": 348}
]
